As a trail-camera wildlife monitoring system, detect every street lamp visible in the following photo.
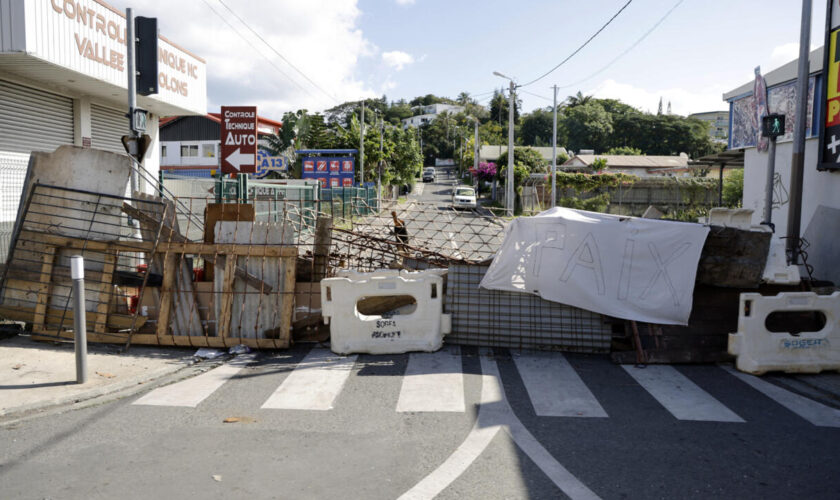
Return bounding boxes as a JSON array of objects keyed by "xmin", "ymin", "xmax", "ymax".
[{"xmin": 494, "ymin": 71, "xmax": 516, "ymax": 216}]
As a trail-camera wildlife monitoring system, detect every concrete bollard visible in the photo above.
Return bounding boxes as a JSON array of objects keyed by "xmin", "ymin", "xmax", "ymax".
[{"xmin": 71, "ymin": 255, "xmax": 87, "ymax": 384}]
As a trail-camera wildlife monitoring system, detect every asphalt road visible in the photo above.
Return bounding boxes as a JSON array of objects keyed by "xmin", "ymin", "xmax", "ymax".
[{"xmin": 1, "ymin": 345, "xmax": 839, "ymax": 499}]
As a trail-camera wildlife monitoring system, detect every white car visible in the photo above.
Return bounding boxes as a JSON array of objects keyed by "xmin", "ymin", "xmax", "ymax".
[{"xmin": 452, "ymin": 186, "xmax": 476, "ymax": 209}]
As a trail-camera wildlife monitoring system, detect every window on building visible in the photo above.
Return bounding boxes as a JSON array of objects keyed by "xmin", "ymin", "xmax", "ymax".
[
  {"xmin": 161, "ymin": 145, "xmax": 167, "ymax": 157},
  {"xmin": 181, "ymin": 145, "xmax": 199, "ymax": 157},
  {"xmin": 201, "ymin": 144, "xmax": 216, "ymax": 158}
]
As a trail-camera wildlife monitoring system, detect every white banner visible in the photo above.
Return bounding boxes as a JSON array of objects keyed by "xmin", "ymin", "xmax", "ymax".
[{"xmin": 480, "ymin": 208, "xmax": 710, "ymax": 325}]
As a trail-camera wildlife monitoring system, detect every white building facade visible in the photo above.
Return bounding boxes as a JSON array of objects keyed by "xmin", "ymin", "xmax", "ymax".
[
  {"xmin": 724, "ymin": 47, "xmax": 840, "ymax": 286},
  {"xmin": 401, "ymin": 103, "xmax": 464, "ymax": 129},
  {"xmin": 0, "ymin": 0, "xmax": 206, "ymax": 258}
]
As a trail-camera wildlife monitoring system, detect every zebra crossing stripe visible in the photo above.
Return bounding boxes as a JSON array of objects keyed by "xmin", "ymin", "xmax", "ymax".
[
  {"xmin": 397, "ymin": 349, "xmax": 465, "ymax": 413},
  {"xmin": 513, "ymin": 352, "xmax": 607, "ymax": 418},
  {"xmin": 261, "ymin": 349, "xmax": 356, "ymax": 410},
  {"xmin": 623, "ymin": 365, "xmax": 744, "ymax": 422},
  {"xmin": 722, "ymin": 365, "xmax": 840, "ymax": 427},
  {"xmin": 133, "ymin": 355, "xmax": 255, "ymax": 408}
]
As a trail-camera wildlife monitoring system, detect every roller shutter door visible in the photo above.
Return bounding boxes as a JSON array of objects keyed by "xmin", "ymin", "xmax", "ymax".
[
  {"xmin": 0, "ymin": 80, "xmax": 74, "ymax": 154},
  {"xmin": 91, "ymin": 104, "xmax": 128, "ymax": 155}
]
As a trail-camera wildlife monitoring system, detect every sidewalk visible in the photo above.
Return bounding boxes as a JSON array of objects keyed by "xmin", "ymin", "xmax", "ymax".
[{"xmin": 0, "ymin": 333, "xmax": 198, "ymax": 419}]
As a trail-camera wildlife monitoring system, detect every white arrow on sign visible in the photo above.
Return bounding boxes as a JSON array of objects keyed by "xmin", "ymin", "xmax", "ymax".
[{"xmin": 225, "ymin": 148, "xmax": 254, "ymax": 171}]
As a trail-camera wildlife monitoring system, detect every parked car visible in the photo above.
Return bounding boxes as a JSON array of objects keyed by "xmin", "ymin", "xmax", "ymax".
[
  {"xmin": 422, "ymin": 168, "xmax": 436, "ymax": 182},
  {"xmin": 451, "ymin": 186, "xmax": 476, "ymax": 209}
]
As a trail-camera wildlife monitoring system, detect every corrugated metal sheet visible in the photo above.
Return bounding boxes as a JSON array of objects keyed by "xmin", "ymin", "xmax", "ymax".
[
  {"xmin": 160, "ymin": 116, "xmax": 220, "ymax": 142},
  {"xmin": 91, "ymin": 104, "xmax": 127, "ymax": 155},
  {"xmin": 0, "ymin": 79, "xmax": 74, "ymax": 154},
  {"xmin": 445, "ymin": 264, "xmax": 613, "ymax": 352}
]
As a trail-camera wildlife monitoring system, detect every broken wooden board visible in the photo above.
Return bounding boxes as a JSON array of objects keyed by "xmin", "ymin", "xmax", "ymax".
[
  {"xmin": 132, "ymin": 193, "xmax": 203, "ymax": 337},
  {"xmin": 213, "ymin": 221, "xmax": 296, "ymax": 342},
  {"xmin": 696, "ymin": 225, "xmax": 772, "ymax": 288},
  {"xmin": 203, "ymin": 204, "xmax": 255, "ymax": 281}
]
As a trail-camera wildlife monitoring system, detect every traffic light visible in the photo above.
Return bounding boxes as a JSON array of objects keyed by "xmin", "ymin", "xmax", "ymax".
[
  {"xmin": 761, "ymin": 113, "xmax": 785, "ymax": 139},
  {"xmin": 135, "ymin": 16, "xmax": 158, "ymax": 96}
]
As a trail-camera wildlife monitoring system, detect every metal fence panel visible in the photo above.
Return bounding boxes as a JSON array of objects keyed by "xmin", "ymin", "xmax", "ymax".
[{"xmin": 445, "ymin": 264, "xmax": 613, "ymax": 352}]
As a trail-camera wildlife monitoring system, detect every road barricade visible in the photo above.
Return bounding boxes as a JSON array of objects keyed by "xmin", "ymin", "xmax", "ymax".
[
  {"xmin": 728, "ymin": 292, "xmax": 840, "ymax": 374},
  {"xmin": 321, "ymin": 269, "xmax": 451, "ymax": 355}
]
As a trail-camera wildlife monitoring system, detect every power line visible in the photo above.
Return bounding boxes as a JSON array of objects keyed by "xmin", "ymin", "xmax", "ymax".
[
  {"xmin": 519, "ymin": 89, "xmax": 552, "ymax": 102},
  {"xmin": 215, "ymin": 0, "xmax": 340, "ymax": 104},
  {"xmin": 519, "ymin": 0, "xmax": 633, "ymax": 88},
  {"xmin": 556, "ymin": 0, "xmax": 685, "ymax": 90},
  {"xmin": 202, "ymin": 0, "xmax": 325, "ymax": 103}
]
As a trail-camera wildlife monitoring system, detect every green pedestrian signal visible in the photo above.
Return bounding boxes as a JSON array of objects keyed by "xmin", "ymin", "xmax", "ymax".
[{"xmin": 761, "ymin": 114, "xmax": 785, "ymax": 139}]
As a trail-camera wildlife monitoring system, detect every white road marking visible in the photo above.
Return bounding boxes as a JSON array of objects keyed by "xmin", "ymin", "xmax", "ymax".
[
  {"xmin": 622, "ymin": 365, "xmax": 743, "ymax": 422},
  {"xmin": 397, "ymin": 349, "xmax": 465, "ymax": 413},
  {"xmin": 133, "ymin": 355, "xmax": 255, "ymax": 408},
  {"xmin": 399, "ymin": 350, "xmax": 600, "ymax": 500},
  {"xmin": 513, "ymin": 352, "xmax": 607, "ymax": 418},
  {"xmin": 261, "ymin": 349, "xmax": 356, "ymax": 410},
  {"xmin": 722, "ymin": 365, "xmax": 840, "ymax": 427}
]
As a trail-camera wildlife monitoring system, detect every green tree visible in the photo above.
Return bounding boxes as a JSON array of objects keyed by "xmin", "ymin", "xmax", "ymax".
[
  {"xmin": 566, "ymin": 91, "xmax": 593, "ymax": 107},
  {"xmin": 520, "ymin": 108, "xmax": 558, "ymax": 147},
  {"xmin": 722, "ymin": 169, "xmax": 743, "ymax": 207},
  {"xmin": 489, "ymin": 88, "xmax": 521, "ymax": 127},
  {"xmin": 564, "ymin": 102, "xmax": 613, "ymax": 153},
  {"xmin": 605, "ymin": 146, "xmax": 642, "ymax": 155}
]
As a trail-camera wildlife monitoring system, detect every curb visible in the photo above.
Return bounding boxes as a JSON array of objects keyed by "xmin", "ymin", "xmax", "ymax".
[{"xmin": 0, "ymin": 355, "xmax": 201, "ymax": 421}]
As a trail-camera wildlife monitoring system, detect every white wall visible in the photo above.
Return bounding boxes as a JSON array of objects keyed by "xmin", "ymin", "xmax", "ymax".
[{"xmin": 743, "ymin": 138, "xmax": 840, "ymax": 230}]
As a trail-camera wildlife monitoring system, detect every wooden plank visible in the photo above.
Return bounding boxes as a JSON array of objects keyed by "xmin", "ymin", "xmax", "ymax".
[
  {"xmin": 155, "ymin": 251, "xmax": 178, "ymax": 337},
  {"xmin": 313, "ymin": 215, "xmax": 333, "ymax": 281},
  {"xmin": 18, "ymin": 230, "xmax": 154, "ymax": 253},
  {"xmin": 33, "ymin": 331, "xmax": 288, "ymax": 349},
  {"xmin": 204, "ymin": 203, "xmax": 255, "ymax": 281},
  {"xmin": 278, "ymin": 254, "xmax": 297, "ymax": 344},
  {"xmin": 155, "ymin": 242, "xmax": 297, "ymax": 257},
  {"xmin": 217, "ymin": 255, "xmax": 237, "ymax": 338},
  {"xmin": 94, "ymin": 252, "xmax": 117, "ymax": 334},
  {"xmin": 32, "ymin": 246, "xmax": 56, "ymax": 329},
  {"xmin": 1, "ymin": 305, "xmax": 147, "ymax": 330}
]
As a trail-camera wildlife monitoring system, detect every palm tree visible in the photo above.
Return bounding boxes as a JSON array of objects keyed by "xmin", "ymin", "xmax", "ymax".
[
  {"xmin": 566, "ymin": 91, "xmax": 593, "ymax": 107},
  {"xmin": 456, "ymin": 91, "xmax": 472, "ymax": 106}
]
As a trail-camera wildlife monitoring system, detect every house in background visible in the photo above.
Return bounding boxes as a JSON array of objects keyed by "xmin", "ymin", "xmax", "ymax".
[
  {"xmin": 401, "ymin": 103, "xmax": 464, "ymax": 129},
  {"xmin": 479, "ymin": 145, "xmax": 569, "ymax": 165},
  {"xmin": 561, "ymin": 154, "xmax": 691, "ymax": 177},
  {"xmin": 689, "ymin": 111, "xmax": 729, "ymax": 143},
  {"xmin": 160, "ymin": 113, "xmax": 282, "ymax": 177}
]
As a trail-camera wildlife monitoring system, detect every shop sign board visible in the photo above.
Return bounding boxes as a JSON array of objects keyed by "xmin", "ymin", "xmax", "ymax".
[
  {"xmin": 220, "ymin": 106, "xmax": 257, "ymax": 174},
  {"xmin": 255, "ymin": 149, "xmax": 286, "ymax": 178},
  {"xmin": 301, "ymin": 156, "xmax": 355, "ymax": 188},
  {"xmin": 819, "ymin": 0, "xmax": 840, "ymax": 170}
]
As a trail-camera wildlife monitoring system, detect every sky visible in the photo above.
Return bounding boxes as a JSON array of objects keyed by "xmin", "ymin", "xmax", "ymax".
[{"xmin": 107, "ymin": 0, "xmax": 828, "ymax": 119}]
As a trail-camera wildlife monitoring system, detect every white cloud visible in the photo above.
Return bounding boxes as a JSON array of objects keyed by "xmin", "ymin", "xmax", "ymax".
[
  {"xmin": 585, "ymin": 79, "xmax": 729, "ymax": 116},
  {"xmin": 107, "ymin": 0, "xmax": 380, "ymax": 117},
  {"xmin": 768, "ymin": 42, "xmax": 819, "ymax": 70},
  {"xmin": 382, "ymin": 50, "xmax": 415, "ymax": 71},
  {"xmin": 395, "ymin": 0, "xmax": 415, "ymax": 5}
]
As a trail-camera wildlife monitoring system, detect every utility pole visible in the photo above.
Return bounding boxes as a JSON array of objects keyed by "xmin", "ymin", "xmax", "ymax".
[
  {"xmin": 360, "ymin": 101, "xmax": 365, "ymax": 187},
  {"xmin": 551, "ymin": 85, "xmax": 558, "ymax": 208},
  {"xmin": 786, "ymin": 0, "xmax": 812, "ymax": 266},
  {"xmin": 473, "ymin": 118, "xmax": 479, "ymax": 189},
  {"xmin": 507, "ymin": 80, "xmax": 515, "ymax": 216},
  {"xmin": 378, "ymin": 111, "xmax": 383, "ymax": 202}
]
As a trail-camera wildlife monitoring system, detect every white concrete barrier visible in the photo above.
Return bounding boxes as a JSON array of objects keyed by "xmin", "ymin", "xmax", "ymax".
[
  {"xmin": 321, "ymin": 269, "xmax": 451, "ymax": 355},
  {"xmin": 728, "ymin": 292, "xmax": 840, "ymax": 374}
]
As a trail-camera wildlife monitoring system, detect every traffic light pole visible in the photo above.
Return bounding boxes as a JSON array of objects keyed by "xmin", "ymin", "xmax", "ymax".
[
  {"xmin": 125, "ymin": 8, "xmax": 140, "ymax": 195},
  {"xmin": 762, "ymin": 136, "xmax": 777, "ymax": 228}
]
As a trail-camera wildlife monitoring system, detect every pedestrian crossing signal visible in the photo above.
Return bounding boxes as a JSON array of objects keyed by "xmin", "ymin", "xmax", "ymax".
[{"xmin": 761, "ymin": 113, "xmax": 785, "ymax": 139}]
